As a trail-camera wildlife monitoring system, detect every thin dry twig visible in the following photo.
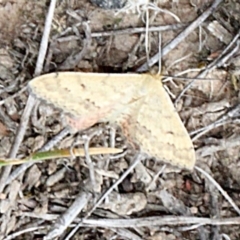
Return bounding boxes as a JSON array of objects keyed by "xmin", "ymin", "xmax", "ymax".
[
  {"xmin": 91, "ymin": 23, "xmax": 186, "ymax": 37},
  {"xmin": 0, "ymin": 0, "xmax": 57, "ymax": 193},
  {"xmin": 66, "ymin": 153, "xmax": 145, "ymax": 239},
  {"xmin": 0, "ymin": 86, "xmax": 27, "ymax": 106},
  {"xmin": 45, "ymin": 191, "xmax": 92, "ymax": 240},
  {"xmin": 82, "ymin": 134, "xmax": 98, "ymax": 192},
  {"xmin": 4, "ymin": 226, "xmax": 46, "ymax": 240},
  {"xmin": 0, "ymin": 105, "xmax": 17, "ymax": 130},
  {"xmin": 196, "ymin": 135, "xmax": 240, "ymax": 158},
  {"xmin": 136, "ymin": 0, "xmax": 223, "ymax": 72},
  {"xmin": 34, "ymin": 0, "xmax": 57, "ymax": 76},
  {"xmin": 191, "ymin": 103, "xmax": 240, "ymax": 141},
  {"xmin": 7, "ymin": 215, "xmax": 240, "ymax": 239},
  {"xmin": 216, "ymin": 40, "xmax": 240, "ymax": 68},
  {"xmin": 195, "ymin": 166, "xmax": 240, "ymax": 216},
  {"xmin": 175, "ymin": 33, "xmax": 240, "ymax": 104},
  {"xmin": 17, "ymin": 213, "xmax": 240, "ymax": 228},
  {"xmin": 87, "ymin": 153, "xmax": 145, "ymax": 217},
  {"xmin": 59, "ymin": 21, "xmax": 92, "ymax": 70},
  {"xmin": 111, "ymin": 228, "xmax": 142, "ymax": 240},
  {"xmin": 0, "ymin": 95, "xmax": 35, "ymax": 192},
  {"xmin": 204, "ymin": 167, "xmax": 221, "ymax": 239},
  {"xmin": 146, "ymin": 165, "xmax": 166, "ymax": 192},
  {"xmin": 80, "ymin": 216, "xmax": 240, "ymax": 228}
]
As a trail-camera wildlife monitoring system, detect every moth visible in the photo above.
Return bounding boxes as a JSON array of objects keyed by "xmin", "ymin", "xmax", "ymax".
[{"xmin": 28, "ymin": 72, "xmax": 195, "ymax": 170}]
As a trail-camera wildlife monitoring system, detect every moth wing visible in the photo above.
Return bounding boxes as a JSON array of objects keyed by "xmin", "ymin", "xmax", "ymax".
[
  {"xmin": 28, "ymin": 72, "xmax": 149, "ymax": 122},
  {"xmin": 127, "ymin": 79, "xmax": 196, "ymax": 170}
]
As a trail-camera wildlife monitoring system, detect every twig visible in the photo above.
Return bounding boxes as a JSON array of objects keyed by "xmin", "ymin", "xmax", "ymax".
[
  {"xmin": 112, "ymin": 228, "xmax": 142, "ymax": 240},
  {"xmin": 82, "ymin": 135, "xmax": 96, "ymax": 192},
  {"xmin": 4, "ymin": 226, "xmax": 46, "ymax": 240},
  {"xmin": 66, "ymin": 153, "xmax": 145, "ymax": 239},
  {"xmin": 0, "ymin": 0, "xmax": 57, "ymax": 192},
  {"xmin": 87, "ymin": 153, "xmax": 144, "ymax": 217},
  {"xmin": 196, "ymin": 135, "xmax": 240, "ymax": 158},
  {"xmin": 146, "ymin": 165, "xmax": 166, "ymax": 192},
  {"xmin": 0, "ymin": 86, "xmax": 27, "ymax": 106},
  {"xmin": 55, "ymin": 24, "xmax": 186, "ymax": 47},
  {"xmin": 0, "ymin": 95, "xmax": 35, "ymax": 192},
  {"xmin": 59, "ymin": 22, "xmax": 92, "ymax": 70},
  {"xmin": 109, "ymin": 126, "xmax": 116, "ymax": 148},
  {"xmin": 0, "ymin": 104, "xmax": 17, "ymax": 130},
  {"xmin": 34, "ymin": 0, "xmax": 57, "ymax": 76},
  {"xmin": 17, "ymin": 213, "xmax": 240, "ymax": 228},
  {"xmin": 7, "ymin": 215, "xmax": 240, "ymax": 239},
  {"xmin": 80, "ymin": 216, "xmax": 240, "ymax": 228},
  {"xmin": 195, "ymin": 166, "xmax": 240, "ymax": 216},
  {"xmin": 91, "ymin": 23, "xmax": 186, "ymax": 37},
  {"xmin": 205, "ymin": 169, "xmax": 221, "ymax": 239},
  {"xmin": 136, "ymin": 0, "xmax": 223, "ymax": 72},
  {"xmin": 42, "ymin": 127, "xmax": 71, "ymax": 151},
  {"xmin": 191, "ymin": 103, "xmax": 240, "ymax": 141},
  {"xmin": 174, "ymin": 30, "xmax": 240, "ymax": 104},
  {"xmin": 216, "ymin": 40, "xmax": 240, "ymax": 68},
  {"xmin": 191, "ymin": 119, "xmax": 232, "ymax": 142},
  {"xmin": 45, "ymin": 191, "xmax": 92, "ymax": 240}
]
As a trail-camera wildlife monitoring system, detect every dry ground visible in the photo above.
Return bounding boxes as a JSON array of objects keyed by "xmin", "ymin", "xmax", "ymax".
[{"xmin": 0, "ymin": 0, "xmax": 240, "ymax": 239}]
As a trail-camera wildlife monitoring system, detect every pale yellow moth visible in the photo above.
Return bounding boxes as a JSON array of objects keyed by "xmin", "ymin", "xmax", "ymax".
[{"xmin": 28, "ymin": 72, "xmax": 196, "ymax": 170}]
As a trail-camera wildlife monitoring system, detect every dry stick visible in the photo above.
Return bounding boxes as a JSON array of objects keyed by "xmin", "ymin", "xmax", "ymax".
[
  {"xmin": 112, "ymin": 228, "xmax": 142, "ymax": 240},
  {"xmin": 0, "ymin": 95, "xmax": 35, "ymax": 192},
  {"xmin": 203, "ymin": 167, "xmax": 221, "ymax": 238},
  {"xmin": 59, "ymin": 21, "xmax": 92, "ymax": 70},
  {"xmin": 44, "ymin": 191, "xmax": 92, "ymax": 240},
  {"xmin": 191, "ymin": 119, "xmax": 232, "ymax": 142},
  {"xmin": 0, "ymin": 75, "xmax": 17, "ymax": 94},
  {"xmin": 12, "ymin": 212, "xmax": 240, "ymax": 228},
  {"xmin": 7, "ymin": 216, "xmax": 240, "ymax": 240},
  {"xmin": 0, "ymin": 0, "xmax": 57, "ymax": 193},
  {"xmin": 80, "ymin": 216, "xmax": 240, "ymax": 228},
  {"xmin": 178, "ymin": 223, "xmax": 205, "ymax": 232},
  {"xmin": 146, "ymin": 165, "xmax": 166, "ymax": 192},
  {"xmin": 216, "ymin": 39, "xmax": 240, "ymax": 68},
  {"xmin": 0, "ymin": 105, "xmax": 17, "ymax": 130},
  {"xmin": 136, "ymin": 0, "xmax": 223, "ymax": 72},
  {"xmin": 34, "ymin": 0, "xmax": 57, "ymax": 76},
  {"xmin": 196, "ymin": 134, "xmax": 240, "ymax": 158},
  {"xmin": 175, "ymin": 30, "xmax": 240, "ymax": 104},
  {"xmin": 91, "ymin": 23, "xmax": 186, "ymax": 37},
  {"xmin": 66, "ymin": 153, "xmax": 144, "ymax": 239},
  {"xmin": 0, "ymin": 87, "xmax": 27, "ymax": 106},
  {"xmin": 45, "ymin": 129, "xmax": 103, "ymax": 238},
  {"xmin": 82, "ymin": 135, "xmax": 97, "ymax": 192},
  {"xmin": 4, "ymin": 226, "xmax": 46, "ymax": 240},
  {"xmin": 56, "ymin": 24, "xmax": 186, "ymax": 45},
  {"xmin": 64, "ymin": 8, "xmax": 185, "ymax": 39},
  {"xmin": 87, "ymin": 153, "xmax": 144, "ymax": 216},
  {"xmin": 191, "ymin": 103, "xmax": 240, "ymax": 141},
  {"xmin": 195, "ymin": 166, "xmax": 240, "ymax": 216}
]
